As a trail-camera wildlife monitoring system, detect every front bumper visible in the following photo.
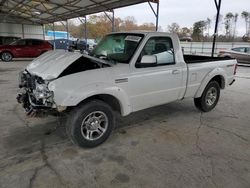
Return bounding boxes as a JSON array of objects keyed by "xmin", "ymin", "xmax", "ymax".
[{"xmin": 17, "ymin": 91, "xmax": 53, "ymax": 115}]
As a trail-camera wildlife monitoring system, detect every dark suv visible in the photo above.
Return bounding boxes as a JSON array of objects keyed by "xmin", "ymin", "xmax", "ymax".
[{"xmin": 0, "ymin": 39, "xmax": 53, "ymax": 62}]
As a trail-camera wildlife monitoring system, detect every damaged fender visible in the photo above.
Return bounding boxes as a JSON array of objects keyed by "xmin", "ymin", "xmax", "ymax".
[{"xmin": 48, "ymin": 70, "xmax": 132, "ymax": 116}]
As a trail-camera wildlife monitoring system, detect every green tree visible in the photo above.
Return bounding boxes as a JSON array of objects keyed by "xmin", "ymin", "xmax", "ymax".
[
  {"xmin": 224, "ymin": 12, "xmax": 234, "ymax": 37},
  {"xmin": 167, "ymin": 23, "xmax": 180, "ymax": 34},
  {"xmin": 192, "ymin": 20, "xmax": 206, "ymax": 41},
  {"xmin": 241, "ymin": 11, "xmax": 250, "ymax": 37},
  {"xmin": 233, "ymin": 13, "xmax": 239, "ymax": 39},
  {"xmin": 179, "ymin": 27, "xmax": 192, "ymax": 38},
  {"xmin": 205, "ymin": 18, "xmax": 211, "ymax": 37}
]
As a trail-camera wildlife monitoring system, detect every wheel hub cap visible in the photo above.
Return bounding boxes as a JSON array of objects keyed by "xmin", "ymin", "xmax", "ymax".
[
  {"xmin": 81, "ymin": 111, "xmax": 108, "ymax": 141},
  {"xmin": 3, "ymin": 53, "xmax": 11, "ymax": 61},
  {"xmin": 205, "ymin": 87, "xmax": 217, "ymax": 106}
]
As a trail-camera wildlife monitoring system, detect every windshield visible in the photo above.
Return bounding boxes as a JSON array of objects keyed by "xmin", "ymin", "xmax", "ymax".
[
  {"xmin": 91, "ymin": 33, "xmax": 144, "ymax": 63},
  {"xmin": 10, "ymin": 39, "xmax": 26, "ymax": 45}
]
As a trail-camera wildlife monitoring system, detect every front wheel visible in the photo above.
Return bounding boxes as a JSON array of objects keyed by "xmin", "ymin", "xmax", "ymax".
[
  {"xmin": 1, "ymin": 52, "xmax": 13, "ymax": 62},
  {"xmin": 66, "ymin": 100, "xmax": 114, "ymax": 148},
  {"xmin": 194, "ymin": 81, "xmax": 220, "ymax": 112}
]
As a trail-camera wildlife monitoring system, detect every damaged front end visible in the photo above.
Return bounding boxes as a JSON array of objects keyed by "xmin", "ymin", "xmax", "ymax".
[{"xmin": 17, "ymin": 70, "xmax": 55, "ymax": 116}]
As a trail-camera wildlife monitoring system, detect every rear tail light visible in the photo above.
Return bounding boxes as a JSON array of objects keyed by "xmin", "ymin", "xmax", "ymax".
[{"xmin": 234, "ymin": 63, "xmax": 238, "ymax": 75}]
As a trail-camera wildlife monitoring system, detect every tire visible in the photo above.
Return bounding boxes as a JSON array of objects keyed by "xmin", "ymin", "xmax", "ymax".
[
  {"xmin": 1, "ymin": 52, "xmax": 13, "ymax": 62},
  {"xmin": 66, "ymin": 100, "xmax": 115, "ymax": 148},
  {"xmin": 194, "ymin": 81, "xmax": 220, "ymax": 112}
]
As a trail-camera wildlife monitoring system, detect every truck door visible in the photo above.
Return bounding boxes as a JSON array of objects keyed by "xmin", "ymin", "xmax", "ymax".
[{"xmin": 129, "ymin": 36, "xmax": 184, "ymax": 112}]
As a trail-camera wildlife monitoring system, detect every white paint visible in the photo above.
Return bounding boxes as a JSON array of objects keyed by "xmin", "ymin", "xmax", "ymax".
[{"xmin": 26, "ymin": 32, "xmax": 237, "ymax": 116}]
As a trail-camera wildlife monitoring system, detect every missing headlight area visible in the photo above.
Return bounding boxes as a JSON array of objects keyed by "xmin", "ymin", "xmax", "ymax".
[
  {"xmin": 17, "ymin": 71, "xmax": 54, "ymax": 115},
  {"xmin": 17, "ymin": 55, "xmax": 110, "ymax": 115},
  {"xmin": 59, "ymin": 56, "xmax": 110, "ymax": 78}
]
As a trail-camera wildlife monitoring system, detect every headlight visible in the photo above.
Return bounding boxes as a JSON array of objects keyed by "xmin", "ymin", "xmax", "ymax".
[{"xmin": 34, "ymin": 83, "xmax": 53, "ymax": 99}]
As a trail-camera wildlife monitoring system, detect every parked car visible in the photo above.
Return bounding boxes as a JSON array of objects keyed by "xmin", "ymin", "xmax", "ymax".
[
  {"xmin": 0, "ymin": 39, "xmax": 53, "ymax": 62},
  {"xmin": 74, "ymin": 39, "xmax": 88, "ymax": 51},
  {"xmin": 17, "ymin": 31, "xmax": 237, "ymax": 148},
  {"xmin": 48, "ymin": 39, "xmax": 75, "ymax": 50},
  {"xmin": 87, "ymin": 39, "xmax": 97, "ymax": 51},
  {"xmin": 218, "ymin": 47, "xmax": 250, "ymax": 64},
  {"xmin": 0, "ymin": 36, "xmax": 20, "ymax": 45}
]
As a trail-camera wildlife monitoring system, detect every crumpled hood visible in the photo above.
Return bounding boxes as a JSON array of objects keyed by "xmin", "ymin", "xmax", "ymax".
[{"xmin": 26, "ymin": 50, "xmax": 82, "ymax": 80}]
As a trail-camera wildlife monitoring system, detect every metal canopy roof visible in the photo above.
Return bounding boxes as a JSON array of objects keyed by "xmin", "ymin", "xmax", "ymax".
[{"xmin": 0, "ymin": 0, "xmax": 156, "ymax": 25}]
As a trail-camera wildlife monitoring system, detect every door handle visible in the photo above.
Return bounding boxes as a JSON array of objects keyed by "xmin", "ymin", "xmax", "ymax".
[{"xmin": 172, "ymin": 70, "xmax": 180, "ymax": 74}]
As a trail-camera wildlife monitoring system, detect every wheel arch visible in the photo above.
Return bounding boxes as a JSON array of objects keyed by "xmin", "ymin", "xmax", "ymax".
[
  {"xmin": 0, "ymin": 50, "xmax": 14, "ymax": 58},
  {"xmin": 77, "ymin": 94, "xmax": 122, "ymax": 115},
  {"xmin": 210, "ymin": 75, "xmax": 225, "ymax": 89},
  {"xmin": 195, "ymin": 68, "xmax": 227, "ymax": 98}
]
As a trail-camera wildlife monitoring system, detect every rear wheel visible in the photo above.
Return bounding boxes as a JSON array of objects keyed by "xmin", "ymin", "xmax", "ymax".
[
  {"xmin": 1, "ymin": 52, "xmax": 13, "ymax": 62},
  {"xmin": 66, "ymin": 100, "xmax": 114, "ymax": 148},
  {"xmin": 194, "ymin": 81, "xmax": 220, "ymax": 112}
]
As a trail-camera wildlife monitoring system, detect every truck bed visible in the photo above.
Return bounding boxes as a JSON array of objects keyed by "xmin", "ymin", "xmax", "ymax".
[{"xmin": 184, "ymin": 55, "xmax": 232, "ymax": 64}]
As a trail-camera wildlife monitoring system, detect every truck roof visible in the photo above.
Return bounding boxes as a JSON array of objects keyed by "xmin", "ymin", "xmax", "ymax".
[{"xmin": 111, "ymin": 31, "xmax": 173, "ymax": 36}]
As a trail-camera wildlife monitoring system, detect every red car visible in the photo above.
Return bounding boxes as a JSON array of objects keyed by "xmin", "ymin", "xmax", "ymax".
[{"xmin": 0, "ymin": 39, "xmax": 53, "ymax": 62}]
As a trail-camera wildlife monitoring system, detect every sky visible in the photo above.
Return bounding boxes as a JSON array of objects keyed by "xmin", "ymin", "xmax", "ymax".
[{"xmin": 113, "ymin": 0, "xmax": 250, "ymax": 36}]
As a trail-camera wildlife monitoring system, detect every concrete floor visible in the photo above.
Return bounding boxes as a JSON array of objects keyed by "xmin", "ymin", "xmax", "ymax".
[{"xmin": 0, "ymin": 60, "xmax": 250, "ymax": 188}]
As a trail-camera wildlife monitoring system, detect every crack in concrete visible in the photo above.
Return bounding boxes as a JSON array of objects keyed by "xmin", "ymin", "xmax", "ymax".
[
  {"xmin": 195, "ymin": 113, "xmax": 204, "ymax": 156},
  {"xmin": 205, "ymin": 124, "xmax": 248, "ymax": 143},
  {"xmin": 29, "ymin": 167, "xmax": 42, "ymax": 188},
  {"xmin": 195, "ymin": 113, "xmax": 218, "ymax": 188},
  {"xmin": 29, "ymin": 139, "xmax": 67, "ymax": 188},
  {"xmin": 209, "ymin": 159, "xmax": 218, "ymax": 188},
  {"xmin": 196, "ymin": 112, "xmax": 250, "ymax": 187},
  {"xmin": 13, "ymin": 104, "xmax": 32, "ymax": 129}
]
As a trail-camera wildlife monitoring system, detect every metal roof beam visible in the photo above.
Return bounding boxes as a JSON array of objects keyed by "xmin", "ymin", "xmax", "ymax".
[{"xmin": 0, "ymin": 0, "xmax": 148, "ymax": 24}]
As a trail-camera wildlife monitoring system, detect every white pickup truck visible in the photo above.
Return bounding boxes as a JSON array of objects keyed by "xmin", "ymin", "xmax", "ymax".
[{"xmin": 17, "ymin": 31, "xmax": 237, "ymax": 147}]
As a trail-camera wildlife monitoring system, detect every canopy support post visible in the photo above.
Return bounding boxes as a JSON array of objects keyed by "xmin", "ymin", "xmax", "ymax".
[
  {"xmin": 104, "ymin": 10, "xmax": 115, "ymax": 32},
  {"xmin": 53, "ymin": 22, "xmax": 56, "ymax": 50},
  {"xmin": 78, "ymin": 16, "xmax": 88, "ymax": 50},
  {"xmin": 42, "ymin": 24, "xmax": 45, "ymax": 40},
  {"xmin": 211, "ymin": 0, "xmax": 222, "ymax": 57},
  {"xmin": 148, "ymin": 0, "xmax": 160, "ymax": 31},
  {"xmin": 21, "ymin": 24, "xmax": 24, "ymax": 38},
  {"xmin": 66, "ymin": 19, "xmax": 69, "ymax": 50}
]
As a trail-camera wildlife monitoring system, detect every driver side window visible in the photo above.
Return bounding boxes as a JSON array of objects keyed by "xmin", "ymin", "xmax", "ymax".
[
  {"xmin": 137, "ymin": 37, "xmax": 175, "ymax": 67},
  {"xmin": 16, "ymin": 39, "xmax": 26, "ymax": 45}
]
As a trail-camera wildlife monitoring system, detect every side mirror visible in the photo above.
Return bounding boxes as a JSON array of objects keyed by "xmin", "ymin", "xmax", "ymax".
[{"xmin": 139, "ymin": 55, "xmax": 157, "ymax": 67}]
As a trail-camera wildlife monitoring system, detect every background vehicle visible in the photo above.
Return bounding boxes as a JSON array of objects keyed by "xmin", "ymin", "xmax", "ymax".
[
  {"xmin": 48, "ymin": 39, "xmax": 74, "ymax": 50},
  {"xmin": 0, "ymin": 38, "xmax": 53, "ymax": 62},
  {"xmin": 17, "ymin": 32, "xmax": 237, "ymax": 148},
  {"xmin": 74, "ymin": 39, "xmax": 88, "ymax": 51},
  {"xmin": 87, "ymin": 39, "xmax": 97, "ymax": 51},
  {"xmin": 218, "ymin": 47, "xmax": 250, "ymax": 64},
  {"xmin": 0, "ymin": 36, "xmax": 20, "ymax": 45}
]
